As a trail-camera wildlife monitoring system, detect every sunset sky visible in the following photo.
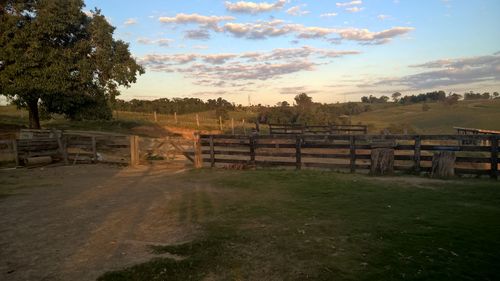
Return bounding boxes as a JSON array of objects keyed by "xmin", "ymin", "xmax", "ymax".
[{"xmin": 83, "ymin": 0, "xmax": 500, "ymax": 105}]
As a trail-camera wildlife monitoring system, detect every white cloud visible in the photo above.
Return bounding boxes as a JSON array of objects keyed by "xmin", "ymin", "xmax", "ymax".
[
  {"xmin": 159, "ymin": 13, "xmax": 234, "ymax": 30},
  {"xmin": 286, "ymin": 5, "xmax": 310, "ymax": 16},
  {"xmin": 320, "ymin": 13, "xmax": 338, "ymax": 17},
  {"xmin": 373, "ymin": 53, "xmax": 500, "ymax": 89},
  {"xmin": 138, "ymin": 46, "xmax": 361, "ymax": 85},
  {"xmin": 346, "ymin": 6, "xmax": 364, "ymax": 13},
  {"xmin": 377, "ymin": 14, "xmax": 390, "ymax": 20},
  {"xmin": 137, "ymin": 38, "xmax": 173, "ymax": 47},
  {"xmin": 225, "ymin": 0, "xmax": 287, "ymax": 14},
  {"xmin": 124, "ymin": 18, "xmax": 137, "ymax": 26},
  {"xmin": 336, "ymin": 0, "xmax": 362, "ymax": 7}
]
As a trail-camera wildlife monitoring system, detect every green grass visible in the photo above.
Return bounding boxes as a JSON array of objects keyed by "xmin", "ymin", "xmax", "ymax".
[
  {"xmin": 352, "ymin": 99, "xmax": 500, "ymax": 134},
  {"xmin": 99, "ymin": 170, "xmax": 500, "ymax": 281}
]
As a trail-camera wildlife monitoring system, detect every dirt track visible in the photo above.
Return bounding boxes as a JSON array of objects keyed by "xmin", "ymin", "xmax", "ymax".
[{"xmin": 0, "ymin": 163, "xmax": 205, "ymax": 280}]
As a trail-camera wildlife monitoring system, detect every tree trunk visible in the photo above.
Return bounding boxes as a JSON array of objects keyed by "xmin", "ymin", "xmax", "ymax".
[{"xmin": 27, "ymin": 99, "xmax": 41, "ymax": 129}]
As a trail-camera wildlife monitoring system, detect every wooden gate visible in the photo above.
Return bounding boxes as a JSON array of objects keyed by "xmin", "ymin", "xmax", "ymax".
[{"xmin": 138, "ymin": 136, "xmax": 196, "ymax": 166}]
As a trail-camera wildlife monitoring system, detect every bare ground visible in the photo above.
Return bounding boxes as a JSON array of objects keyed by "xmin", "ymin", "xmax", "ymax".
[{"xmin": 0, "ymin": 163, "xmax": 210, "ymax": 281}]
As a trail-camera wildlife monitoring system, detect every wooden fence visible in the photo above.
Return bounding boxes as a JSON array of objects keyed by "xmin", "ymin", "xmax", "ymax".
[
  {"xmin": 267, "ymin": 124, "xmax": 367, "ymax": 135},
  {"xmin": 197, "ymin": 134, "xmax": 499, "ymax": 179},
  {"xmin": 0, "ymin": 129, "xmax": 197, "ymax": 168}
]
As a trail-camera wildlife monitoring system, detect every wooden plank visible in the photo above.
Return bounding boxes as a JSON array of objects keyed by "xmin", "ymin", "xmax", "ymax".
[
  {"xmin": 420, "ymin": 145, "xmax": 490, "ymax": 152},
  {"xmin": 209, "ymin": 135, "xmax": 215, "ymax": 168},
  {"xmin": 255, "ymin": 160, "xmax": 296, "ymax": 167},
  {"xmin": 491, "ymin": 136, "xmax": 498, "ymax": 179}
]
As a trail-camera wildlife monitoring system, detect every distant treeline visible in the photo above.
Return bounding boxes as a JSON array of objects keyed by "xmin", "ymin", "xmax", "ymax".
[
  {"xmin": 361, "ymin": 90, "xmax": 499, "ymax": 104},
  {"xmin": 257, "ymin": 93, "xmax": 371, "ymax": 125},
  {"xmin": 113, "ymin": 97, "xmax": 235, "ymax": 114}
]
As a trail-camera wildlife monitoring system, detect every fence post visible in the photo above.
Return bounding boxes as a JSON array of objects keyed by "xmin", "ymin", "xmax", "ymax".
[
  {"xmin": 250, "ymin": 135, "xmax": 256, "ymax": 166},
  {"xmin": 153, "ymin": 111, "xmax": 157, "ymax": 122},
  {"xmin": 174, "ymin": 112, "xmax": 177, "ymax": 124},
  {"xmin": 231, "ymin": 118, "xmax": 235, "ymax": 135},
  {"xmin": 491, "ymin": 136, "xmax": 498, "ymax": 180},
  {"xmin": 91, "ymin": 136, "xmax": 97, "ymax": 164},
  {"xmin": 196, "ymin": 114, "xmax": 200, "ymax": 128},
  {"xmin": 129, "ymin": 135, "xmax": 139, "ymax": 167},
  {"xmin": 194, "ymin": 133, "xmax": 203, "ymax": 168},
  {"xmin": 414, "ymin": 135, "xmax": 421, "ymax": 173},
  {"xmin": 242, "ymin": 119, "xmax": 246, "ymax": 135},
  {"xmin": 56, "ymin": 134, "xmax": 68, "ymax": 165},
  {"xmin": 12, "ymin": 139, "xmax": 19, "ymax": 167},
  {"xmin": 296, "ymin": 135, "xmax": 302, "ymax": 170},
  {"xmin": 349, "ymin": 135, "xmax": 356, "ymax": 173},
  {"xmin": 219, "ymin": 116, "xmax": 223, "ymax": 131},
  {"xmin": 209, "ymin": 135, "xmax": 215, "ymax": 168}
]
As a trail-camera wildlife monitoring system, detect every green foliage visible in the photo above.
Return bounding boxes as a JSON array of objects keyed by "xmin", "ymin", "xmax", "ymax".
[
  {"xmin": 114, "ymin": 97, "xmax": 235, "ymax": 115},
  {"xmin": 0, "ymin": 0, "xmax": 143, "ymax": 128}
]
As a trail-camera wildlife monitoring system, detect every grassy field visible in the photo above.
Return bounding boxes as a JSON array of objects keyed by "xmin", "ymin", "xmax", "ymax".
[
  {"xmin": 352, "ymin": 99, "xmax": 500, "ymax": 134},
  {"xmin": 1, "ymin": 99, "xmax": 499, "ymax": 135},
  {"xmin": 99, "ymin": 169, "xmax": 500, "ymax": 281}
]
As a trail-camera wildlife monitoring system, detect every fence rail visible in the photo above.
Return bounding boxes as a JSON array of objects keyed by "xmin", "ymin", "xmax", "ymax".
[{"xmin": 197, "ymin": 134, "xmax": 499, "ymax": 179}]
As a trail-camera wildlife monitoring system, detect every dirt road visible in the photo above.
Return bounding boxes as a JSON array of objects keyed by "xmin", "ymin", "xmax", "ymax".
[{"xmin": 0, "ymin": 164, "xmax": 205, "ymax": 280}]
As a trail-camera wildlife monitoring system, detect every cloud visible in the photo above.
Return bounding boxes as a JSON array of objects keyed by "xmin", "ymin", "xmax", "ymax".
[
  {"xmin": 222, "ymin": 20, "xmax": 300, "ymax": 39},
  {"xmin": 124, "ymin": 18, "xmax": 138, "ymax": 26},
  {"xmin": 286, "ymin": 5, "xmax": 310, "ymax": 16},
  {"xmin": 159, "ymin": 13, "xmax": 234, "ymax": 30},
  {"xmin": 279, "ymin": 86, "xmax": 321, "ymax": 95},
  {"xmin": 336, "ymin": 0, "xmax": 362, "ymax": 7},
  {"xmin": 373, "ymin": 53, "xmax": 500, "ymax": 90},
  {"xmin": 225, "ymin": 0, "xmax": 287, "ymax": 14},
  {"xmin": 377, "ymin": 14, "xmax": 390, "ymax": 20},
  {"xmin": 137, "ymin": 38, "xmax": 173, "ymax": 47},
  {"xmin": 202, "ymin": 54, "xmax": 238, "ymax": 64},
  {"xmin": 138, "ymin": 46, "xmax": 361, "ymax": 86},
  {"xmin": 336, "ymin": 26, "xmax": 414, "ymax": 45},
  {"xmin": 320, "ymin": 13, "xmax": 338, "ymax": 17},
  {"xmin": 345, "ymin": 6, "xmax": 364, "ymax": 13},
  {"xmin": 184, "ymin": 29, "xmax": 211, "ymax": 40}
]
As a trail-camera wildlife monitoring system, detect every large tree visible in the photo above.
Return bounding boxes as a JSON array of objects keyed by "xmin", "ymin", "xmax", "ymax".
[{"xmin": 0, "ymin": 0, "xmax": 144, "ymax": 128}]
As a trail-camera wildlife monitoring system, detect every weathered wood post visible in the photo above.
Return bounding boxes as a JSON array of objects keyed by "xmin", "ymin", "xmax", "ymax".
[
  {"xmin": 194, "ymin": 133, "xmax": 203, "ymax": 168},
  {"xmin": 349, "ymin": 135, "xmax": 356, "ymax": 173},
  {"xmin": 219, "ymin": 116, "xmax": 223, "ymax": 131},
  {"xmin": 249, "ymin": 135, "xmax": 256, "ymax": 166},
  {"xmin": 153, "ymin": 111, "xmax": 157, "ymax": 122},
  {"xmin": 431, "ymin": 151, "xmax": 456, "ymax": 178},
  {"xmin": 231, "ymin": 118, "xmax": 235, "ymax": 135},
  {"xmin": 296, "ymin": 135, "xmax": 302, "ymax": 170},
  {"xmin": 12, "ymin": 139, "xmax": 19, "ymax": 167},
  {"xmin": 209, "ymin": 135, "xmax": 215, "ymax": 168},
  {"xmin": 129, "ymin": 135, "xmax": 139, "ymax": 167},
  {"xmin": 414, "ymin": 135, "xmax": 421, "ymax": 173},
  {"xmin": 491, "ymin": 135, "xmax": 498, "ymax": 180},
  {"xmin": 242, "ymin": 119, "xmax": 247, "ymax": 135},
  {"xmin": 174, "ymin": 112, "xmax": 178, "ymax": 124},
  {"xmin": 91, "ymin": 136, "xmax": 97, "ymax": 163},
  {"xmin": 196, "ymin": 114, "xmax": 200, "ymax": 128},
  {"xmin": 56, "ymin": 133, "xmax": 68, "ymax": 165}
]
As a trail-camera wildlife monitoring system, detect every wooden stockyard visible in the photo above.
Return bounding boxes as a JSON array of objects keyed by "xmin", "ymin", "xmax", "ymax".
[
  {"xmin": 0, "ymin": 129, "xmax": 195, "ymax": 167},
  {"xmin": 198, "ymin": 134, "xmax": 499, "ymax": 179}
]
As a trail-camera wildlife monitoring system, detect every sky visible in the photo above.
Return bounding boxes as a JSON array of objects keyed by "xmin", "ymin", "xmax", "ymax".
[{"xmin": 83, "ymin": 0, "xmax": 500, "ymax": 105}]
